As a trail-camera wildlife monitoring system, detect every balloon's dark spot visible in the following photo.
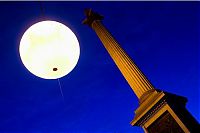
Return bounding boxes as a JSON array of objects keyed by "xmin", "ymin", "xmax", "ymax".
[{"xmin": 53, "ymin": 68, "xmax": 58, "ymax": 71}]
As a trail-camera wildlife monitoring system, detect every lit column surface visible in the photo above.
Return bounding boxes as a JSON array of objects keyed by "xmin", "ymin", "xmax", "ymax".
[{"xmin": 83, "ymin": 9, "xmax": 156, "ymax": 102}]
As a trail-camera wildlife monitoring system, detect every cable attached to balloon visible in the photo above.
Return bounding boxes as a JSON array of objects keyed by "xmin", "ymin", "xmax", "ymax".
[
  {"xmin": 58, "ymin": 78, "xmax": 65, "ymax": 101},
  {"xmin": 39, "ymin": 1, "xmax": 45, "ymax": 20}
]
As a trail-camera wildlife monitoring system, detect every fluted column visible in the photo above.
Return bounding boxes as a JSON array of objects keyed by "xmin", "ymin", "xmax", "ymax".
[{"xmin": 83, "ymin": 9, "xmax": 157, "ymax": 102}]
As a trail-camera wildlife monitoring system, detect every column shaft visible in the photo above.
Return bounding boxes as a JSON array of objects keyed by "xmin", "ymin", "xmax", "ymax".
[{"xmin": 92, "ymin": 21, "xmax": 155, "ymax": 100}]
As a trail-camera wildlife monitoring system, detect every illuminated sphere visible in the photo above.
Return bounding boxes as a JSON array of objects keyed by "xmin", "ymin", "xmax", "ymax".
[{"xmin": 19, "ymin": 21, "xmax": 80, "ymax": 79}]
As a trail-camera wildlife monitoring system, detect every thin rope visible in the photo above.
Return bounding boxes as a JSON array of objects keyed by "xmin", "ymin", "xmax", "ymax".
[
  {"xmin": 58, "ymin": 78, "xmax": 65, "ymax": 101},
  {"xmin": 39, "ymin": 1, "xmax": 45, "ymax": 19}
]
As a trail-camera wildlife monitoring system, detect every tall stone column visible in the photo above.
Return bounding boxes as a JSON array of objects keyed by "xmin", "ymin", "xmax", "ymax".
[
  {"xmin": 83, "ymin": 9, "xmax": 199, "ymax": 132},
  {"xmin": 83, "ymin": 9, "xmax": 156, "ymax": 103}
]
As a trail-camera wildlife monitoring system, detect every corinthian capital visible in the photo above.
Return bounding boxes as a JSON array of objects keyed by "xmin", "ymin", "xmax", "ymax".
[{"xmin": 82, "ymin": 9, "xmax": 104, "ymax": 27}]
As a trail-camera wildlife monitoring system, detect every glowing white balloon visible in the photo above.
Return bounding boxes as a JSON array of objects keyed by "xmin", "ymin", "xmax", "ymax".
[{"xmin": 19, "ymin": 21, "xmax": 80, "ymax": 79}]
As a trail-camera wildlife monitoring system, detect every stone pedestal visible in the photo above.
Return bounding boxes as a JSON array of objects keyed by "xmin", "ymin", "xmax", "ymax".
[{"xmin": 131, "ymin": 91, "xmax": 200, "ymax": 132}]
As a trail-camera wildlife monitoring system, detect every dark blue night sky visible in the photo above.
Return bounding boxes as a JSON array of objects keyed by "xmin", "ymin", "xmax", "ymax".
[{"xmin": 0, "ymin": 1, "xmax": 199, "ymax": 133}]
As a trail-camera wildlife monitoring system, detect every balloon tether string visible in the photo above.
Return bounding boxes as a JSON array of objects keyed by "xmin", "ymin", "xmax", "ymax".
[{"xmin": 58, "ymin": 78, "xmax": 65, "ymax": 101}]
